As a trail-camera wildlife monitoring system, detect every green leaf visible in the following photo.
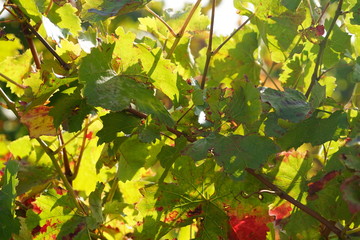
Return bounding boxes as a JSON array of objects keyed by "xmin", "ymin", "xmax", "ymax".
[
  {"xmin": 117, "ymin": 136, "xmax": 149, "ymax": 182},
  {"xmin": 260, "ymin": 87, "xmax": 311, "ymax": 123},
  {"xmin": 341, "ymin": 176, "xmax": 360, "ymax": 214},
  {"xmin": 88, "ymin": 182, "xmax": 105, "ymax": 229},
  {"xmin": 25, "ymin": 189, "xmax": 87, "ymax": 239},
  {"xmin": 0, "ymin": 160, "xmax": 20, "ymax": 239},
  {"xmin": 49, "ymin": 87, "xmax": 93, "ymax": 132},
  {"xmin": 340, "ymin": 145, "xmax": 360, "ymax": 172},
  {"xmin": 351, "ymin": 2, "xmax": 360, "ymax": 25},
  {"xmin": 226, "ymin": 80, "xmax": 262, "ymax": 125},
  {"xmin": 309, "ymin": 81, "xmax": 326, "ymax": 109},
  {"xmin": 277, "ymin": 111, "xmax": 348, "ymax": 149},
  {"xmin": 234, "ymin": 0, "xmax": 287, "ymax": 19},
  {"xmin": 0, "ymin": 50, "xmax": 32, "ymax": 96},
  {"xmin": 84, "ymin": 0, "xmax": 151, "ymax": 22},
  {"xmin": 185, "ymin": 134, "xmax": 279, "ymax": 177},
  {"xmin": 97, "ymin": 112, "xmax": 140, "ymax": 144},
  {"xmin": 10, "ymin": 0, "xmax": 42, "ymax": 22},
  {"xmin": 137, "ymin": 44, "xmax": 179, "ymax": 101},
  {"xmin": 210, "ymin": 32, "xmax": 260, "ymax": 86},
  {"xmin": 47, "ymin": 3, "xmax": 82, "ymax": 37},
  {"xmin": 271, "ymin": 151, "xmax": 311, "ymax": 200},
  {"xmin": 281, "ymin": 0, "xmax": 301, "ymax": 11},
  {"xmin": 79, "ymin": 44, "xmax": 174, "ymax": 126},
  {"xmin": 264, "ymin": 112, "xmax": 287, "ymax": 138},
  {"xmin": 278, "ymin": 53, "xmax": 315, "ymax": 89},
  {"xmin": 195, "ymin": 201, "xmax": 229, "ymax": 240}
]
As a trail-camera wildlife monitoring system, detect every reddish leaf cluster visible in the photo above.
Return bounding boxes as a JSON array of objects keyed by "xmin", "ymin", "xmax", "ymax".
[
  {"xmin": 307, "ymin": 171, "xmax": 340, "ymax": 200},
  {"xmin": 228, "ymin": 215, "xmax": 270, "ymax": 240},
  {"xmin": 226, "ymin": 206, "xmax": 273, "ymax": 240}
]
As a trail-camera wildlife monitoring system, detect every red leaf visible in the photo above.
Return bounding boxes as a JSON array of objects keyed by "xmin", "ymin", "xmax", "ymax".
[
  {"xmin": 341, "ymin": 176, "xmax": 360, "ymax": 214},
  {"xmin": 228, "ymin": 215, "xmax": 270, "ymax": 240},
  {"xmin": 308, "ymin": 170, "xmax": 340, "ymax": 199},
  {"xmin": 269, "ymin": 202, "xmax": 292, "ymax": 221}
]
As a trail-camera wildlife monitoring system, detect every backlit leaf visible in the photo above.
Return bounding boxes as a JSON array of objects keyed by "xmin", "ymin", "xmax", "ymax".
[
  {"xmin": 19, "ymin": 106, "xmax": 58, "ymax": 138},
  {"xmin": 0, "ymin": 160, "xmax": 20, "ymax": 239}
]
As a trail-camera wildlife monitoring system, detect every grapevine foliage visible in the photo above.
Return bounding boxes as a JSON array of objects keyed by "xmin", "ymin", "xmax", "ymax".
[{"xmin": 0, "ymin": 0, "xmax": 359, "ymax": 239}]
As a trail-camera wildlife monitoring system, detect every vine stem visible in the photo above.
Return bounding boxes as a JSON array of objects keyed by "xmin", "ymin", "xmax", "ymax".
[
  {"xmin": 305, "ymin": 0, "xmax": 343, "ymax": 98},
  {"xmin": 245, "ymin": 168, "xmax": 343, "ymax": 238},
  {"xmin": 7, "ymin": 0, "xmax": 70, "ymax": 70},
  {"xmin": 0, "ymin": 86, "xmax": 86, "ymax": 215},
  {"xmin": 70, "ymin": 118, "xmax": 89, "ymax": 181},
  {"xmin": 0, "ymin": 73, "xmax": 27, "ymax": 89},
  {"xmin": 37, "ymin": 138, "xmax": 87, "ymax": 215},
  {"xmin": 166, "ymin": 0, "xmax": 202, "ymax": 58},
  {"xmin": 145, "ymin": 5, "xmax": 176, "ymax": 37},
  {"xmin": 200, "ymin": 0, "xmax": 216, "ymax": 90},
  {"xmin": 212, "ymin": 14, "xmax": 254, "ymax": 55}
]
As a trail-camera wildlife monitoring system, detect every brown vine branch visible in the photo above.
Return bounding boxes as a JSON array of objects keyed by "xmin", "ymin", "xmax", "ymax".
[
  {"xmin": 200, "ymin": 0, "xmax": 216, "ymax": 90},
  {"xmin": 0, "ymin": 73, "xmax": 27, "ymax": 89},
  {"xmin": 245, "ymin": 168, "xmax": 343, "ymax": 238},
  {"xmin": 305, "ymin": 0, "xmax": 343, "ymax": 98},
  {"xmin": 7, "ymin": 0, "xmax": 70, "ymax": 70},
  {"xmin": 23, "ymin": 30, "xmax": 42, "ymax": 69},
  {"xmin": 58, "ymin": 131, "xmax": 73, "ymax": 184},
  {"xmin": 145, "ymin": 5, "xmax": 177, "ymax": 37},
  {"xmin": 70, "ymin": 118, "xmax": 89, "ymax": 181},
  {"xmin": 166, "ymin": 0, "xmax": 202, "ymax": 58}
]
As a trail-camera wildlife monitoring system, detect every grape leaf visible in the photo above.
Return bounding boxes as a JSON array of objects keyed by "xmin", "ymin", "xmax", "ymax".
[
  {"xmin": 79, "ymin": 43, "xmax": 174, "ymax": 126},
  {"xmin": 281, "ymin": 0, "xmax": 302, "ymax": 11},
  {"xmin": 85, "ymin": 0, "xmax": 151, "ymax": 22},
  {"xmin": 277, "ymin": 111, "xmax": 348, "ymax": 149},
  {"xmin": 97, "ymin": 112, "xmax": 141, "ymax": 144},
  {"xmin": 210, "ymin": 32, "xmax": 260, "ymax": 86},
  {"xmin": 88, "ymin": 182, "xmax": 105, "ymax": 229},
  {"xmin": 226, "ymin": 80, "xmax": 262, "ymax": 125},
  {"xmin": 0, "ymin": 160, "xmax": 20, "ymax": 239},
  {"xmin": 49, "ymin": 87, "xmax": 94, "ymax": 132},
  {"xmin": 0, "ymin": 49, "xmax": 32, "ymax": 96},
  {"xmin": 185, "ymin": 134, "xmax": 279, "ymax": 177},
  {"xmin": 260, "ymin": 87, "xmax": 311, "ymax": 123},
  {"xmin": 25, "ymin": 189, "xmax": 86, "ymax": 239},
  {"xmin": 19, "ymin": 106, "xmax": 58, "ymax": 138},
  {"xmin": 47, "ymin": 3, "xmax": 82, "ymax": 37},
  {"xmin": 271, "ymin": 150, "xmax": 312, "ymax": 201},
  {"xmin": 350, "ymin": 2, "xmax": 360, "ymax": 25},
  {"xmin": 117, "ymin": 136, "xmax": 149, "ymax": 182},
  {"xmin": 10, "ymin": 0, "xmax": 42, "ymax": 22},
  {"xmin": 341, "ymin": 176, "xmax": 360, "ymax": 214}
]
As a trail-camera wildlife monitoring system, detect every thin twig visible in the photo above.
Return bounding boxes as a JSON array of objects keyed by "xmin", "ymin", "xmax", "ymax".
[
  {"xmin": 212, "ymin": 14, "xmax": 254, "ymax": 56},
  {"xmin": 200, "ymin": 0, "xmax": 216, "ymax": 90},
  {"xmin": 145, "ymin": 5, "xmax": 176, "ymax": 37},
  {"xmin": 0, "ymin": 73, "xmax": 27, "ymax": 89},
  {"xmin": 37, "ymin": 138, "xmax": 87, "ymax": 215},
  {"xmin": 305, "ymin": 0, "xmax": 343, "ymax": 98},
  {"xmin": 70, "ymin": 118, "xmax": 89, "ymax": 181},
  {"xmin": 58, "ymin": 131, "xmax": 73, "ymax": 184},
  {"xmin": 166, "ymin": 0, "xmax": 202, "ymax": 58},
  {"xmin": 53, "ymin": 117, "xmax": 97, "ymax": 154},
  {"xmin": 176, "ymin": 104, "xmax": 194, "ymax": 125}
]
